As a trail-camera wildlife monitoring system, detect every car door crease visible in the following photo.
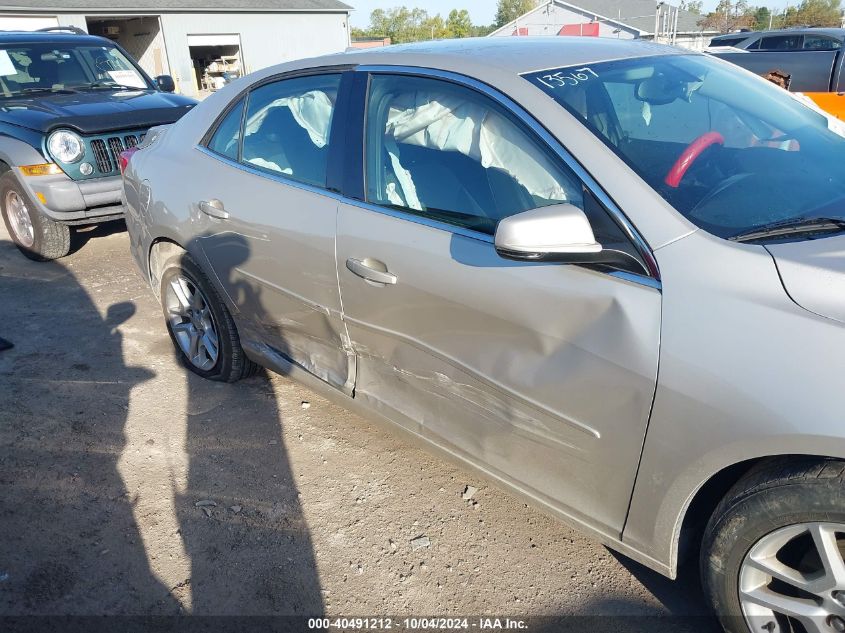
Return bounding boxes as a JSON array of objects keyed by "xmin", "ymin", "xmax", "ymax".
[
  {"xmin": 345, "ymin": 314, "xmax": 602, "ymax": 440},
  {"xmin": 233, "ymin": 266, "xmax": 333, "ymax": 317}
]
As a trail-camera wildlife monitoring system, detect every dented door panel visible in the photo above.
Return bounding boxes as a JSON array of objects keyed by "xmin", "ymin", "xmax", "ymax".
[
  {"xmin": 336, "ymin": 203, "xmax": 661, "ymax": 534},
  {"xmin": 195, "ymin": 155, "xmax": 353, "ymax": 393}
]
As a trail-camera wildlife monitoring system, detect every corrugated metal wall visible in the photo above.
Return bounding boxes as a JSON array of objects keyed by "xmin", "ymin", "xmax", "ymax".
[
  {"xmin": 51, "ymin": 11, "xmax": 350, "ymax": 97},
  {"xmin": 160, "ymin": 12, "xmax": 350, "ymax": 97}
]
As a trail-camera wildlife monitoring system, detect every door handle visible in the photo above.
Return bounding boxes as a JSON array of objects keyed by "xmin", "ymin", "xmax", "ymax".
[
  {"xmin": 199, "ymin": 199, "xmax": 229, "ymax": 220},
  {"xmin": 346, "ymin": 258, "xmax": 397, "ymax": 285}
]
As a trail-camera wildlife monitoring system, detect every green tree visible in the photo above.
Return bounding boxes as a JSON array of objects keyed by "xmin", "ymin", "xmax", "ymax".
[
  {"xmin": 422, "ymin": 13, "xmax": 451, "ymax": 39},
  {"xmin": 784, "ymin": 0, "xmax": 843, "ymax": 26},
  {"xmin": 680, "ymin": 0, "xmax": 703, "ymax": 14},
  {"xmin": 495, "ymin": 0, "xmax": 538, "ymax": 27},
  {"xmin": 471, "ymin": 23, "xmax": 498, "ymax": 36},
  {"xmin": 355, "ymin": 5, "xmax": 497, "ymax": 43},
  {"xmin": 752, "ymin": 6, "xmax": 772, "ymax": 29},
  {"xmin": 368, "ymin": 6, "xmax": 432, "ymax": 43},
  {"xmin": 447, "ymin": 9, "xmax": 473, "ymax": 38},
  {"xmin": 700, "ymin": 0, "xmax": 756, "ymax": 32}
]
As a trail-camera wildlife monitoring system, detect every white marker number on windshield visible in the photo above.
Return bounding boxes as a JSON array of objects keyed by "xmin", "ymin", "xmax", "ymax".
[{"xmin": 535, "ymin": 67, "xmax": 598, "ymax": 90}]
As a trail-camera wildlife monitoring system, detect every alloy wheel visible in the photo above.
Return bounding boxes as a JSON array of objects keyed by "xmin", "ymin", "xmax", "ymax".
[
  {"xmin": 5, "ymin": 190, "xmax": 35, "ymax": 248},
  {"xmin": 740, "ymin": 522, "xmax": 845, "ymax": 633},
  {"xmin": 164, "ymin": 274, "xmax": 219, "ymax": 371}
]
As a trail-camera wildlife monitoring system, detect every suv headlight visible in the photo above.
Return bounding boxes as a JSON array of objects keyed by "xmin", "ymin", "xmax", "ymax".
[{"xmin": 47, "ymin": 130, "xmax": 84, "ymax": 164}]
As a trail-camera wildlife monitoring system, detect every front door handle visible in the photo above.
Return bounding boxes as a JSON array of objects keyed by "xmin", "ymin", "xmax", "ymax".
[
  {"xmin": 346, "ymin": 258, "xmax": 397, "ymax": 285},
  {"xmin": 199, "ymin": 199, "xmax": 229, "ymax": 220}
]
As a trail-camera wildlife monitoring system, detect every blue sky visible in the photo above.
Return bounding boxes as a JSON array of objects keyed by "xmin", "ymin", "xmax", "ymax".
[{"xmin": 348, "ymin": 0, "xmax": 799, "ymax": 28}]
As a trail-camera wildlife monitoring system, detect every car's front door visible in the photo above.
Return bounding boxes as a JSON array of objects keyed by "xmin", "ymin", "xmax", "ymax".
[
  {"xmin": 335, "ymin": 70, "xmax": 661, "ymax": 534},
  {"xmin": 194, "ymin": 72, "xmax": 354, "ymax": 393}
]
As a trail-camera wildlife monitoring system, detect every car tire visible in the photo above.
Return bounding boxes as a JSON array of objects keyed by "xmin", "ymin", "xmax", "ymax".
[
  {"xmin": 0, "ymin": 170, "xmax": 70, "ymax": 261},
  {"xmin": 702, "ymin": 458, "xmax": 845, "ymax": 633},
  {"xmin": 159, "ymin": 253, "xmax": 258, "ymax": 382}
]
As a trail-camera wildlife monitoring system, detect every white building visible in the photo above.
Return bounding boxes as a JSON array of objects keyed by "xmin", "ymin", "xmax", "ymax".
[
  {"xmin": 0, "ymin": 0, "xmax": 352, "ymax": 97},
  {"xmin": 489, "ymin": 0, "xmax": 718, "ymax": 51}
]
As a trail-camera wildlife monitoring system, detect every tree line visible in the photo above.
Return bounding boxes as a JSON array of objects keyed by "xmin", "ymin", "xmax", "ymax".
[
  {"xmin": 688, "ymin": 0, "xmax": 843, "ymax": 32},
  {"xmin": 351, "ymin": 0, "xmax": 844, "ymax": 43},
  {"xmin": 351, "ymin": 0, "xmax": 539, "ymax": 43}
]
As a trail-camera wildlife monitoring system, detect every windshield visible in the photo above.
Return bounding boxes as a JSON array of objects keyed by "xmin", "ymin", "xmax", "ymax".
[
  {"xmin": 0, "ymin": 42, "xmax": 150, "ymax": 97},
  {"xmin": 525, "ymin": 54, "xmax": 845, "ymax": 240}
]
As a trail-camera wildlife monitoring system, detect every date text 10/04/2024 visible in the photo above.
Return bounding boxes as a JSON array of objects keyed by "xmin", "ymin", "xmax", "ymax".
[{"xmin": 307, "ymin": 618, "xmax": 528, "ymax": 630}]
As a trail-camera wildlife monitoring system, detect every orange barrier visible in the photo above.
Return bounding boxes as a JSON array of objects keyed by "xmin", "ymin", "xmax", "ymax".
[{"xmin": 805, "ymin": 92, "xmax": 845, "ymax": 121}]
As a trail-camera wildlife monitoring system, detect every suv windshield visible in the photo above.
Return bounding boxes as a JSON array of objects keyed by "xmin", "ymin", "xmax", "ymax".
[
  {"xmin": 0, "ymin": 42, "xmax": 150, "ymax": 97},
  {"xmin": 525, "ymin": 54, "xmax": 845, "ymax": 240}
]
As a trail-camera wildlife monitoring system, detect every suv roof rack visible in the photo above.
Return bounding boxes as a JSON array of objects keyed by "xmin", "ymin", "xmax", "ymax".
[{"xmin": 35, "ymin": 26, "xmax": 87, "ymax": 35}]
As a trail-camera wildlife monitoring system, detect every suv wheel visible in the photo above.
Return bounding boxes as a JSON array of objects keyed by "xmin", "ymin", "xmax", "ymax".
[
  {"xmin": 159, "ymin": 253, "xmax": 258, "ymax": 382},
  {"xmin": 0, "ymin": 171, "xmax": 70, "ymax": 261},
  {"xmin": 702, "ymin": 458, "xmax": 845, "ymax": 633}
]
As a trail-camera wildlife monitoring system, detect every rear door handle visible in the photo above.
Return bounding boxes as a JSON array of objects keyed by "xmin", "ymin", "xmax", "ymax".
[
  {"xmin": 199, "ymin": 199, "xmax": 229, "ymax": 220},
  {"xmin": 346, "ymin": 258, "xmax": 397, "ymax": 285}
]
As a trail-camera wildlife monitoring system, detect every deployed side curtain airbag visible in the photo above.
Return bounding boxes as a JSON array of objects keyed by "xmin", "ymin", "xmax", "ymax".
[
  {"xmin": 243, "ymin": 90, "xmax": 334, "ymax": 174},
  {"xmin": 245, "ymin": 90, "xmax": 334, "ymax": 147},
  {"xmin": 383, "ymin": 91, "xmax": 569, "ymax": 208}
]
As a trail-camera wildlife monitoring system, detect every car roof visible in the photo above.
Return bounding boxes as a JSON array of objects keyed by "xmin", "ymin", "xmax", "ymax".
[
  {"xmin": 0, "ymin": 30, "xmax": 111, "ymax": 46},
  {"xmin": 319, "ymin": 37, "xmax": 689, "ymax": 76},
  {"xmin": 712, "ymin": 27, "xmax": 845, "ymax": 40}
]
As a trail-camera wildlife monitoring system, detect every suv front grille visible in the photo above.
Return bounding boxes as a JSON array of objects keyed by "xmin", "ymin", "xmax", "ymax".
[{"xmin": 88, "ymin": 133, "xmax": 144, "ymax": 175}]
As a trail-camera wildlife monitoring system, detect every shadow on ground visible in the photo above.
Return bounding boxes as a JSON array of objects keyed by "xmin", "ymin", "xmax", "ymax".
[
  {"xmin": 0, "ymin": 227, "xmax": 718, "ymax": 630},
  {"xmin": 69, "ymin": 220, "xmax": 128, "ymax": 256},
  {"xmin": 0, "ymin": 236, "xmax": 323, "ymax": 615}
]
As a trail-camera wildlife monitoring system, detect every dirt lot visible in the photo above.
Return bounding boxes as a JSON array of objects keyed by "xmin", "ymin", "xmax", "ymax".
[{"xmin": 0, "ymin": 221, "xmax": 718, "ymax": 630}]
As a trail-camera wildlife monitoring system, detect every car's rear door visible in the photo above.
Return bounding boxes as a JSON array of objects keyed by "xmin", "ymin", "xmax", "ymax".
[
  {"xmin": 191, "ymin": 70, "xmax": 354, "ymax": 393},
  {"xmin": 334, "ymin": 68, "xmax": 662, "ymax": 535}
]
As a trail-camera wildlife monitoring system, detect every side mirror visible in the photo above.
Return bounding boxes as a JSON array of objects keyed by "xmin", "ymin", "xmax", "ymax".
[
  {"xmin": 155, "ymin": 75, "xmax": 175, "ymax": 93},
  {"xmin": 494, "ymin": 203, "xmax": 603, "ymax": 263}
]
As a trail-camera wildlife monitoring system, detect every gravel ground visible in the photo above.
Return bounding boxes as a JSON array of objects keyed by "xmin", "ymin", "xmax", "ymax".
[{"xmin": 0, "ymin": 221, "xmax": 719, "ymax": 631}]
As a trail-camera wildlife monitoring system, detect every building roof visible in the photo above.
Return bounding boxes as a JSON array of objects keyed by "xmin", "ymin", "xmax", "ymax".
[
  {"xmin": 492, "ymin": 0, "xmax": 714, "ymax": 37},
  {"xmin": 0, "ymin": 0, "xmax": 350, "ymax": 12}
]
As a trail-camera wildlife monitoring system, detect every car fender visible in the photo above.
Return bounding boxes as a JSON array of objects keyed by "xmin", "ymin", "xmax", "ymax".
[
  {"xmin": 623, "ymin": 229, "xmax": 845, "ymax": 577},
  {"xmin": 633, "ymin": 435, "xmax": 845, "ymax": 578},
  {"xmin": 0, "ymin": 134, "xmax": 47, "ymax": 170}
]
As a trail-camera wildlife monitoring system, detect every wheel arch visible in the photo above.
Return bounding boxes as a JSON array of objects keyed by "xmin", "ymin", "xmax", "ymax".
[
  {"xmin": 148, "ymin": 238, "xmax": 187, "ymax": 300},
  {"xmin": 0, "ymin": 135, "xmax": 47, "ymax": 169},
  {"xmin": 674, "ymin": 453, "xmax": 845, "ymax": 575}
]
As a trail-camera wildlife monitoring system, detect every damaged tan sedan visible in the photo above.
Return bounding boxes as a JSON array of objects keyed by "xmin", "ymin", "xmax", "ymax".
[{"xmin": 122, "ymin": 38, "xmax": 845, "ymax": 632}]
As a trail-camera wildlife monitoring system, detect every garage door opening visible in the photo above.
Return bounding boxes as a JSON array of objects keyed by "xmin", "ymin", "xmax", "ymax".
[
  {"xmin": 85, "ymin": 16, "xmax": 169, "ymax": 80},
  {"xmin": 188, "ymin": 34, "xmax": 243, "ymax": 96},
  {"xmin": 188, "ymin": 34, "xmax": 244, "ymax": 94}
]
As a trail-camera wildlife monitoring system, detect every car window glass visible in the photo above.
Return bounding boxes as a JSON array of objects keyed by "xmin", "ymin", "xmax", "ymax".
[
  {"xmin": 605, "ymin": 82, "xmax": 711, "ymax": 143},
  {"xmin": 207, "ymin": 98, "xmax": 244, "ymax": 160},
  {"xmin": 746, "ymin": 38, "xmax": 761, "ymax": 49},
  {"xmin": 241, "ymin": 74, "xmax": 341, "ymax": 188},
  {"xmin": 759, "ymin": 34, "xmax": 803, "ymax": 50},
  {"xmin": 364, "ymin": 74, "xmax": 587, "ymax": 236},
  {"xmin": 363, "ymin": 74, "xmax": 645, "ymax": 273},
  {"xmin": 525, "ymin": 55, "xmax": 845, "ymax": 240},
  {"xmin": 803, "ymin": 36, "xmax": 841, "ymax": 50},
  {"xmin": 710, "ymin": 37, "xmax": 746, "ymax": 47},
  {"xmin": 0, "ymin": 43, "xmax": 146, "ymax": 96}
]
